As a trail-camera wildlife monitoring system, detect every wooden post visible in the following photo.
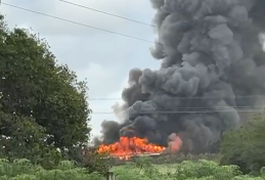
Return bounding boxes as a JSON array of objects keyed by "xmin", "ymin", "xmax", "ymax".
[{"xmin": 106, "ymin": 171, "xmax": 115, "ymax": 180}]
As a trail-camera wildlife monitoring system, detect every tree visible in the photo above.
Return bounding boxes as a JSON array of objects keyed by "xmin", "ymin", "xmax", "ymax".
[
  {"xmin": 0, "ymin": 14, "xmax": 92, "ymax": 165},
  {"xmin": 220, "ymin": 113, "xmax": 265, "ymax": 174}
]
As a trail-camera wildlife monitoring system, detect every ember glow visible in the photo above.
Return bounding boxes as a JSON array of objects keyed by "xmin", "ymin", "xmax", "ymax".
[{"xmin": 97, "ymin": 135, "xmax": 183, "ymax": 160}]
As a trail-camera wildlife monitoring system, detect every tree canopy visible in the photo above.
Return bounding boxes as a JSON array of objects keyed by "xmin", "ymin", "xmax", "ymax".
[
  {"xmin": 220, "ymin": 113, "xmax": 265, "ymax": 174},
  {"xmin": 0, "ymin": 14, "xmax": 91, "ymax": 166}
]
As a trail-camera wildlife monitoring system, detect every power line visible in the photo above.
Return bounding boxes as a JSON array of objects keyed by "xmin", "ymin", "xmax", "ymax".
[
  {"xmin": 3, "ymin": 3, "xmax": 265, "ymax": 106},
  {"xmin": 115, "ymin": 105, "xmax": 265, "ymax": 109},
  {"xmin": 88, "ymin": 95, "xmax": 265, "ymax": 100},
  {"xmin": 56, "ymin": 0, "xmax": 156, "ymax": 27},
  {"xmin": 1, "ymin": 2, "xmax": 155, "ymax": 44},
  {"xmin": 91, "ymin": 109, "xmax": 264, "ymax": 114},
  {"xmin": 90, "ymin": 106, "xmax": 265, "ymax": 115}
]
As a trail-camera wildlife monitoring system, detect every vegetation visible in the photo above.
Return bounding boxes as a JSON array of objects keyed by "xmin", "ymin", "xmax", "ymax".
[
  {"xmin": 220, "ymin": 115, "xmax": 265, "ymax": 174},
  {"xmin": 113, "ymin": 158, "xmax": 265, "ymax": 180},
  {"xmin": 109, "ymin": 153, "xmax": 221, "ymax": 166},
  {"xmin": 0, "ymin": 14, "xmax": 91, "ymax": 168},
  {"xmin": 0, "ymin": 158, "xmax": 264, "ymax": 180},
  {"xmin": 67, "ymin": 147, "xmax": 111, "ymax": 175},
  {"xmin": 0, "ymin": 158, "xmax": 104, "ymax": 180}
]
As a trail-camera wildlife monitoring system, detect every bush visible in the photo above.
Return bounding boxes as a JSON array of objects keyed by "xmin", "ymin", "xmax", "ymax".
[
  {"xmin": 109, "ymin": 153, "xmax": 221, "ymax": 166},
  {"xmin": 1, "ymin": 158, "xmax": 264, "ymax": 179},
  {"xmin": 0, "ymin": 158, "xmax": 105, "ymax": 180},
  {"xmin": 112, "ymin": 158, "xmax": 263, "ymax": 180},
  {"xmin": 65, "ymin": 146, "xmax": 111, "ymax": 175},
  {"xmin": 220, "ymin": 115, "xmax": 265, "ymax": 174}
]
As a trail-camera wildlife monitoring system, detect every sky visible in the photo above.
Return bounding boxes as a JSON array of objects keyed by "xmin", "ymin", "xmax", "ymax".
[{"xmin": 0, "ymin": 0, "xmax": 160, "ymax": 138}]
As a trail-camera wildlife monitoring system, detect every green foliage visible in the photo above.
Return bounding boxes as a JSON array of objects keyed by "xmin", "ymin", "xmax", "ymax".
[
  {"xmin": 0, "ymin": 159, "xmax": 105, "ymax": 180},
  {"xmin": 82, "ymin": 152, "xmax": 111, "ymax": 175},
  {"xmin": 66, "ymin": 146, "xmax": 111, "ymax": 175},
  {"xmin": 220, "ymin": 115, "xmax": 265, "ymax": 174},
  {"xmin": 112, "ymin": 158, "xmax": 263, "ymax": 180},
  {"xmin": 110, "ymin": 153, "xmax": 221, "ymax": 166},
  {"xmin": 0, "ymin": 158, "xmax": 264, "ymax": 180},
  {"xmin": 0, "ymin": 15, "xmax": 91, "ymax": 168}
]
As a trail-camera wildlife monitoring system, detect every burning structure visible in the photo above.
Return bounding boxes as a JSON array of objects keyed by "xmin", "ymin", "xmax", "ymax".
[
  {"xmin": 97, "ymin": 133, "xmax": 182, "ymax": 159},
  {"xmin": 96, "ymin": 0, "xmax": 265, "ymax": 159}
]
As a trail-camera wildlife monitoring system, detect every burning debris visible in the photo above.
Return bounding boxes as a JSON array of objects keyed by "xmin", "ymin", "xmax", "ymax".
[
  {"xmin": 97, "ymin": 133, "xmax": 182, "ymax": 160},
  {"xmin": 98, "ymin": 137, "xmax": 161, "ymax": 160},
  {"xmin": 96, "ymin": 0, "xmax": 265, "ymax": 154}
]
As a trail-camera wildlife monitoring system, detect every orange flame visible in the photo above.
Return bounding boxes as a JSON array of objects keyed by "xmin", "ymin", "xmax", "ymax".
[
  {"xmin": 168, "ymin": 135, "xmax": 183, "ymax": 153},
  {"xmin": 97, "ymin": 136, "xmax": 166, "ymax": 160}
]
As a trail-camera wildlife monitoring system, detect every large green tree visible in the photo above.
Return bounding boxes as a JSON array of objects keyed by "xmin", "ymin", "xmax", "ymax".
[
  {"xmin": 0, "ymin": 15, "xmax": 91, "ymax": 165},
  {"xmin": 220, "ymin": 113, "xmax": 265, "ymax": 174}
]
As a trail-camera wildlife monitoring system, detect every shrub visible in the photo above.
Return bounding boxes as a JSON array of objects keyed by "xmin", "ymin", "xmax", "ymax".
[
  {"xmin": 0, "ymin": 158, "xmax": 105, "ymax": 180},
  {"xmin": 1, "ymin": 158, "xmax": 264, "ymax": 180},
  {"xmin": 112, "ymin": 158, "xmax": 262, "ymax": 180},
  {"xmin": 220, "ymin": 115, "xmax": 265, "ymax": 174}
]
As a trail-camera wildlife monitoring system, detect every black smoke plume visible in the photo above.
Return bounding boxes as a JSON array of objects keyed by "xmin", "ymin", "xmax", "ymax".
[{"xmin": 96, "ymin": 0, "xmax": 265, "ymax": 153}]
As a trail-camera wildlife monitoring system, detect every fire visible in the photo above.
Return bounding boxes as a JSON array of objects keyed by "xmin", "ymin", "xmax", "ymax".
[
  {"xmin": 97, "ymin": 136, "xmax": 166, "ymax": 160},
  {"xmin": 168, "ymin": 135, "xmax": 182, "ymax": 153}
]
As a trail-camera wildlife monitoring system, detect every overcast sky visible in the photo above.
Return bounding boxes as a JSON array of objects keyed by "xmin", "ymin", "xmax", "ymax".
[{"xmin": 0, "ymin": 0, "xmax": 159, "ymax": 137}]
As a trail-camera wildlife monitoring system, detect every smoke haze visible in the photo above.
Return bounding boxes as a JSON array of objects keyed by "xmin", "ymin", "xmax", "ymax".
[{"xmin": 96, "ymin": 0, "xmax": 265, "ymax": 153}]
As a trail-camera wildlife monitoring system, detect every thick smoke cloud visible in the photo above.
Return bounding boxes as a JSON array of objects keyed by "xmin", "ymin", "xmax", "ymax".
[
  {"xmin": 97, "ymin": 0, "xmax": 265, "ymax": 153},
  {"xmin": 97, "ymin": 68, "xmax": 150, "ymax": 144}
]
